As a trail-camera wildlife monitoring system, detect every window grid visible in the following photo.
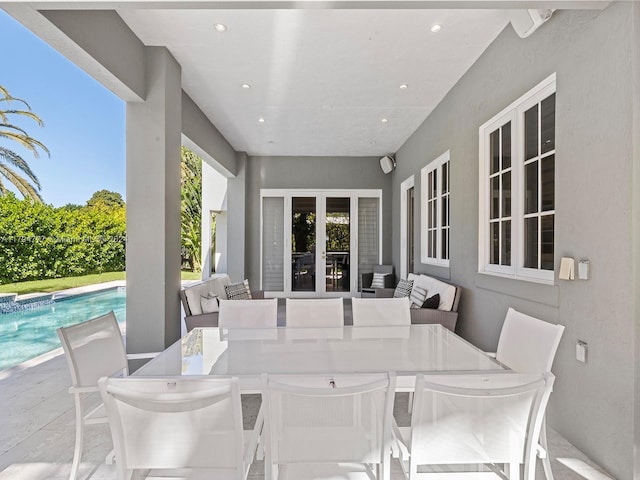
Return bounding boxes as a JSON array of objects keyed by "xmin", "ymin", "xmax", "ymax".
[
  {"xmin": 478, "ymin": 73, "xmax": 556, "ymax": 283},
  {"xmin": 523, "ymin": 94, "xmax": 555, "ymax": 271},
  {"xmin": 426, "ymin": 170, "xmax": 437, "ymax": 258},
  {"xmin": 421, "ymin": 151, "xmax": 450, "ymax": 267},
  {"xmin": 441, "ymin": 162, "xmax": 450, "ymax": 261},
  {"xmin": 488, "ymin": 124, "xmax": 512, "ymax": 267}
]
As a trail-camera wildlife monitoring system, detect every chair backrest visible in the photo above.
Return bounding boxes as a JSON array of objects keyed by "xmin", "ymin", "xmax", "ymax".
[
  {"xmin": 57, "ymin": 311, "xmax": 128, "ymax": 388},
  {"xmin": 285, "ymin": 298, "xmax": 344, "ymax": 327},
  {"xmin": 218, "ymin": 298, "xmax": 278, "ymax": 329},
  {"xmin": 373, "ymin": 264, "xmax": 394, "ymax": 276},
  {"xmin": 261, "ymin": 372, "xmax": 396, "ymax": 465},
  {"xmin": 99, "ymin": 376, "xmax": 246, "ymax": 477},
  {"xmin": 410, "ymin": 372, "xmax": 554, "ymax": 479},
  {"xmin": 496, "ymin": 307, "xmax": 565, "ymax": 374},
  {"xmin": 351, "ymin": 297, "xmax": 411, "ymax": 326}
]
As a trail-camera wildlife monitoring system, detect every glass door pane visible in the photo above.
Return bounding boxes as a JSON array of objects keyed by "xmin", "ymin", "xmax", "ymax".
[
  {"xmin": 407, "ymin": 187, "xmax": 415, "ymax": 274},
  {"xmin": 325, "ymin": 197, "xmax": 350, "ymax": 293},
  {"xmin": 291, "ymin": 197, "xmax": 316, "ymax": 292}
]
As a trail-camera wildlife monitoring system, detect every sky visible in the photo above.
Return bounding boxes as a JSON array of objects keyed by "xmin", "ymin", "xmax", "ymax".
[{"xmin": 0, "ymin": 9, "xmax": 126, "ymax": 207}]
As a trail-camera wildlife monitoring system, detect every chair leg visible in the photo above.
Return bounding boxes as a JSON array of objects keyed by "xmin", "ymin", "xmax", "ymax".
[
  {"xmin": 105, "ymin": 448, "xmax": 116, "ymax": 465},
  {"xmin": 539, "ymin": 417, "xmax": 554, "ymax": 480},
  {"xmin": 69, "ymin": 395, "xmax": 84, "ymax": 480},
  {"xmin": 407, "ymin": 392, "xmax": 413, "ymax": 414},
  {"xmin": 507, "ymin": 462, "xmax": 521, "ymax": 480}
]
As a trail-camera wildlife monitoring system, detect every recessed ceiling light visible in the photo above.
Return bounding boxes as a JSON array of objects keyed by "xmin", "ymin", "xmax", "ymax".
[
  {"xmin": 430, "ymin": 24, "xmax": 442, "ymax": 33},
  {"xmin": 258, "ymin": 118, "xmax": 265, "ymax": 123},
  {"xmin": 214, "ymin": 23, "xmax": 227, "ymax": 32},
  {"xmin": 381, "ymin": 118, "xmax": 388, "ymax": 123},
  {"xmin": 399, "ymin": 84, "xmax": 408, "ymax": 90},
  {"xmin": 241, "ymin": 83, "xmax": 251, "ymax": 89}
]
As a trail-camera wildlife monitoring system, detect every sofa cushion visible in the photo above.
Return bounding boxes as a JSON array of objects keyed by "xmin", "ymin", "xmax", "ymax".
[
  {"xmin": 407, "ymin": 273, "xmax": 456, "ymax": 312},
  {"xmin": 200, "ymin": 295, "xmax": 220, "ymax": 314},
  {"xmin": 428, "ymin": 277, "xmax": 457, "ymax": 311},
  {"xmin": 183, "ymin": 275, "xmax": 231, "ymax": 315},
  {"xmin": 407, "ymin": 273, "xmax": 433, "ymax": 295}
]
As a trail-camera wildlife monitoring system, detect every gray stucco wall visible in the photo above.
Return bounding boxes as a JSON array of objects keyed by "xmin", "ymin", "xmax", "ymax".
[
  {"xmin": 392, "ymin": 4, "xmax": 636, "ymax": 479},
  {"xmin": 244, "ymin": 156, "xmax": 393, "ymax": 290},
  {"xmin": 632, "ymin": 4, "xmax": 640, "ymax": 475}
]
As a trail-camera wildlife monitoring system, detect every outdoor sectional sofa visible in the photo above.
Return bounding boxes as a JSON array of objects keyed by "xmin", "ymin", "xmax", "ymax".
[
  {"xmin": 180, "ymin": 275, "xmax": 264, "ymax": 331},
  {"xmin": 371, "ymin": 273, "xmax": 461, "ymax": 332},
  {"xmin": 181, "ymin": 272, "xmax": 460, "ymax": 333}
]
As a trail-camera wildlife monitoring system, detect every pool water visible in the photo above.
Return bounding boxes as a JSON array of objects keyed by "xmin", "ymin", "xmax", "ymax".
[{"xmin": 0, "ymin": 288, "xmax": 126, "ymax": 371}]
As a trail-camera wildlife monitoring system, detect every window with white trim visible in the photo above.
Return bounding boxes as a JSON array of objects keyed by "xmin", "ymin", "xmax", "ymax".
[
  {"xmin": 479, "ymin": 74, "xmax": 556, "ymax": 283},
  {"xmin": 421, "ymin": 150, "xmax": 450, "ymax": 266}
]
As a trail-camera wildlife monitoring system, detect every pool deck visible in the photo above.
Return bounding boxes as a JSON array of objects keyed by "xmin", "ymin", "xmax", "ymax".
[{"xmin": 0, "ymin": 282, "xmax": 614, "ymax": 480}]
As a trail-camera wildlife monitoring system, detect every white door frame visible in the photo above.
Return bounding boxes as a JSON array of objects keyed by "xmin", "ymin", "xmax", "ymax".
[
  {"xmin": 400, "ymin": 175, "xmax": 415, "ymax": 280},
  {"xmin": 261, "ymin": 189, "xmax": 382, "ymax": 298}
]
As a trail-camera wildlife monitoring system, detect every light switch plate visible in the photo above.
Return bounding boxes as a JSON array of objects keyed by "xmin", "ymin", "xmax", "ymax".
[
  {"xmin": 576, "ymin": 341, "xmax": 587, "ymax": 363},
  {"xmin": 578, "ymin": 260, "xmax": 589, "ymax": 280}
]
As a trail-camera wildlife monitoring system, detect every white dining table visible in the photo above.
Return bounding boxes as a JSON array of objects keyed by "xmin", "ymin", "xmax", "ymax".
[{"xmin": 134, "ymin": 324, "xmax": 504, "ymax": 391}]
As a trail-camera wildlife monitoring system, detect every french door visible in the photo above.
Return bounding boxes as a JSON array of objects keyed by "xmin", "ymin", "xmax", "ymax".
[{"xmin": 261, "ymin": 190, "xmax": 382, "ymax": 297}]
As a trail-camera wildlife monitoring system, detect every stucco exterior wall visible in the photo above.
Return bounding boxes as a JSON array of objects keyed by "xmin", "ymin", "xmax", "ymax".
[{"xmin": 391, "ymin": 5, "xmax": 636, "ymax": 478}]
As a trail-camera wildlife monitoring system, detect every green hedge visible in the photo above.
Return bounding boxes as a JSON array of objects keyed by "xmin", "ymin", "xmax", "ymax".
[{"xmin": 0, "ymin": 194, "xmax": 126, "ymax": 283}]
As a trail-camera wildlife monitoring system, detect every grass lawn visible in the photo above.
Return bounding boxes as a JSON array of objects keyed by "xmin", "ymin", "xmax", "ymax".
[{"xmin": 0, "ymin": 270, "xmax": 202, "ymax": 295}]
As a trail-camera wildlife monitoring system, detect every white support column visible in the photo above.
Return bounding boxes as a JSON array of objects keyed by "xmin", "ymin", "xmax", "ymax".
[
  {"xmin": 201, "ymin": 160, "xmax": 229, "ymax": 279},
  {"xmin": 126, "ymin": 47, "xmax": 182, "ymax": 353},
  {"xmin": 227, "ymin": 152, "xmax": 247, "ymax": 282}
]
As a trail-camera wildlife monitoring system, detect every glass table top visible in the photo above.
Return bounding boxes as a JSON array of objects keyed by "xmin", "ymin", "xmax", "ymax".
[{"xmin": 136, "ymin": 324, "xmax": 503, "ymax": 382}]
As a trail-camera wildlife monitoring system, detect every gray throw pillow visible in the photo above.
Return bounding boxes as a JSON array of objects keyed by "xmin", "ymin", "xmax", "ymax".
[
  {"xmin": 393, "ymin": 279, "xmax": 414, "ymax": 298},
  {"xmin": 224, "ymin": 279, "xmax": 253, "ymax": 300}
]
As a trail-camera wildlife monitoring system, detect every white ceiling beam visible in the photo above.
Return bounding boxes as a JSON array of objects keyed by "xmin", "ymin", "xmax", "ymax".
[{"xmin": 1, "ymin": 4, "xmax": 146, "ymax": 101}]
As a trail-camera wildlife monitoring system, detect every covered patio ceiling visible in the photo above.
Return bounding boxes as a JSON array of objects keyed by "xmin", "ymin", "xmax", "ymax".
[
  {"xmin": 118, "ymin": 8, "xmax": 511, "ymax": 157},
  {"xmin": 3, "ymin": 0, "xmax": 609, "ymax": 159}
]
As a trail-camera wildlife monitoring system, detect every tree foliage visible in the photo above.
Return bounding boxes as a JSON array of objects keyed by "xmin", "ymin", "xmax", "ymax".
[
  {"xmin": 181, "ymin": 147, "xmax": 202, "ymax": 272},
  {"xmin": 0, "ymin": 193, "xmax": 126, "ymax": 283},
  {"xmin": 86, "ymin": 189, "xmax": 124, "ymax": 208},
  {"xmin": 0, "ymin": 85, "xmax": 50, "ymax": 202}
]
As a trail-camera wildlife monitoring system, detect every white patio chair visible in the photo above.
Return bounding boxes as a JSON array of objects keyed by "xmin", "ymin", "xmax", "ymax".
[
  {"xmin": 219, "ymin": 298, "xmax": 278, "ymax": 329},
  {"xmin": 261, "ymin": 372, "xmax": 397, "ymax": 480},
  {"xmin": 57, "ymin": 311, "xmax": 158, "ymax": 480},
  {"xmin": 98, "ymin": 376, "xmax": 259, "ymax": 480},
  {"xmin": 394, "ymin": 372, "xmax": 555, "ymax": 480},
  {"xmin": 285, "ymin": 298, "xmax": 344, "ymax": 327},
  {"xmin": 218, "ymin": 298, "xmax": 277, "ymax": 460},
  {"xmin": 495, "ymin": 307, "xmax": 565, "ymax": 480},
  {"xmin": 351, "ymin": 297, "xmax": 411, "ymax": 326}
]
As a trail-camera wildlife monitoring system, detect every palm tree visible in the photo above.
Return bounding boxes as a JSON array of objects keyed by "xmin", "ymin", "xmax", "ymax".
[{"xmin": 0, "ymin": 85, "xmax": 49, "ymax": 202}]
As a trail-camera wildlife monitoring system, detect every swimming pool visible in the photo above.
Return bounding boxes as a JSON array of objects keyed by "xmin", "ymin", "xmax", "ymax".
[{"xmin": 0, "ymin": 288, "xmax": 125, "ymax": 371}]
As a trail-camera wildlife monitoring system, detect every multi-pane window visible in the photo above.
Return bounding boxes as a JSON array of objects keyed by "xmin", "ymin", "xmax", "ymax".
[
  {"xmin": 523, "ymin": 93, "xmax": 556, "ymax": 271},
  {"xmin": 489, "ymin": 122, "xmax": 512, "ymax": 267},
  {"xmin": 421, "ymin": 151, "xmax": 450, "ymax": 266},
  {"xmin": 479, "ymin": 74, "xmax": 556, "ymax": 283}
]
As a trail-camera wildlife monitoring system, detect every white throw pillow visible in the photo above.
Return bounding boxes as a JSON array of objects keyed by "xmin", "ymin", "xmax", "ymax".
[
  {"xmin": 200, "ymin": 294, "xmax": 219, "ymax": 314},
  {"xmin": 370, "ymin": 272, "xmax": 388, "ymax": 289},
  {"xmin": 409, "ymin": 285, "xmax": 428, "ymax": 309}
]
